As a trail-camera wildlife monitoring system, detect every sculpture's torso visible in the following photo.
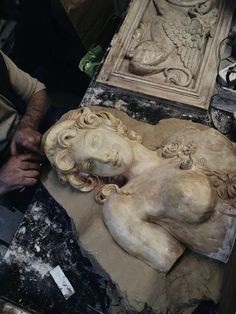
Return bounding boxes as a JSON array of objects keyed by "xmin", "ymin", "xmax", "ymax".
[{"xmin": 111, "ymin": 126, "xmax": 236, "ymax": 256}]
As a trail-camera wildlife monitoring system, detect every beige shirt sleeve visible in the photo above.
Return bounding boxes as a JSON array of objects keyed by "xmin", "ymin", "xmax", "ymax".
[{"xmin": 1, "ymin": 51, "xmax": 46, "ymax": 102}]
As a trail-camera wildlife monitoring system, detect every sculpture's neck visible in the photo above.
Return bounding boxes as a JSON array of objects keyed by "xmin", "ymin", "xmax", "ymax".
[{"xmin": 126, "ymin": 143, "xmax": 160, "ymax": 179}]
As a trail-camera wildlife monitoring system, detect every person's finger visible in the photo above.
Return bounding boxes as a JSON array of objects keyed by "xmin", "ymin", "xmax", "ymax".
[
  {"xmin": 21, "ymin": 140, "xmax": 43, "ymax": 155},
  {"xmin": 20, "ymin": 154, "xmax": 43, "ymax": 162},
  {"xmin": 10, "ymin": 141, "xmax": 18, "ymax": 155},
  {"xmin": 27, "ymin": 134, "xmax": 41, "ymax": 144},
  {"xmin": 21, "ymin": 177, "xmax": 38, "ymax": 186},
  {"xmin": 24, "ymin": 170, "xmax": 40, "ymax": 178},
  {"xmin": 21, "ymin": 161, "xmax": 41, "ymax": 170}
]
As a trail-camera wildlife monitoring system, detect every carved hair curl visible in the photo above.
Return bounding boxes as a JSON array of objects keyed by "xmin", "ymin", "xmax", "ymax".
[{"xmin": 43, "ymin": 107, "xmax": 142, "ymax": 202}]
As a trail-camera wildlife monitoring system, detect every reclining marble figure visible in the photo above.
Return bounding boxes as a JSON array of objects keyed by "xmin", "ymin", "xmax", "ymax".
[{"xmin": 43, "ymin": 107, "xmax": 236, "ymax": 273}]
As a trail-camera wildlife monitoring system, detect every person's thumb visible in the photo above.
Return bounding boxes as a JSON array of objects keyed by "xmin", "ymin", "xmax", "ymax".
[{"xmin": 10, "ymin": 140, "xmax": 18, "ymax": 155}]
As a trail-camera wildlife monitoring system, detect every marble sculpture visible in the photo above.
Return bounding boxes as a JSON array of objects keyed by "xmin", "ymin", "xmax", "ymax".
[{"xmin": 43, "ymin": 108, "xmax": 236, "ymax": 272}]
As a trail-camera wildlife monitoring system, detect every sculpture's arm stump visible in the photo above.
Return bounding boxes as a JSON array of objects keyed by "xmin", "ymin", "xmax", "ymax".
[{"xmin": 103, "ymin": 193, "xmax": 185, "ymax": 273}]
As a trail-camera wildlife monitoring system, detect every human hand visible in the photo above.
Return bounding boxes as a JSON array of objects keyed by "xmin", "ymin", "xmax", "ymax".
[
  {"xmin": 10, "ymin": 124, "xmax": 43, "ymax": 156},
  {"xmin": 0, "ymin": 154, "xmax": 41, "ymax": 195}
]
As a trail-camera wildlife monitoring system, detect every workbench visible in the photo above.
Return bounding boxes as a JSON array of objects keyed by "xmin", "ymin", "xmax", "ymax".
[{"xmin": 0, "ymin": 183, "xmax": 113, "ymax": 314}]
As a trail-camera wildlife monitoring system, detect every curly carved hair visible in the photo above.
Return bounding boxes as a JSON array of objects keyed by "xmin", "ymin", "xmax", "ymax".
[{"xmin": 43, "ymin": 107, "xmax": 142, "ymax": 202}]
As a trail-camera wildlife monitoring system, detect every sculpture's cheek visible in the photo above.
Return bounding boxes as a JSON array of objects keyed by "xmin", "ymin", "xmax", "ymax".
[{"xmin": 92, "ymin": 161, "xmax": 127, "ymax": 177}]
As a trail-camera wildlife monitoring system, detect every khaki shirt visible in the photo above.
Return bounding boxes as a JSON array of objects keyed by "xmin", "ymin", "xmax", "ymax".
[{"xmin": 0, "ymin": 51, "xmax": 46, "ymax": 152}]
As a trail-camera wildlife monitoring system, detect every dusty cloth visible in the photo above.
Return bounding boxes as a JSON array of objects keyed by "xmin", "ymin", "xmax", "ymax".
[{"xmin": 0, "ymin": 51, "xmax": 45, "ymax": 153}]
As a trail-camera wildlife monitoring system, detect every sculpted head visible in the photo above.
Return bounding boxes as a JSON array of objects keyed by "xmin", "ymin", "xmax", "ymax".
[
  {"xmin": 43, "ymin": 107, "xmax": 142, "ymax": 196},
  {"xmin": 71, "ymin": 128, "xmax": 134, "ymax": 177}
]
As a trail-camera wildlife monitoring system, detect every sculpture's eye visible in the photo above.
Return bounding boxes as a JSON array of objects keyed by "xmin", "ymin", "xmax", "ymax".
[
  {"xmin": 91, "ymin": 135, "xmax": 99, "ymax": 148},
  {"xmin": 87, "ymin": 160, "xmax": 96, "ymax": 172}
]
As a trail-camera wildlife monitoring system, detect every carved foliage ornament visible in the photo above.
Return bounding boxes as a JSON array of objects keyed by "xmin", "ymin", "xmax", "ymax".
[
  {"xmin": 204, "ymin": 171, "xmax": 236, "ymax": 204},
  {"xmin": 161, "ymin": 137, "xmax": 199, "ymax": 170}
]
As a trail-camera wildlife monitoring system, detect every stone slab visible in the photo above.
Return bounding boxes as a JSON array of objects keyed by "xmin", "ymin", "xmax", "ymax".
[{"xmin": 42, "ymin": 107, "xmax": 224, "ymax": 313}]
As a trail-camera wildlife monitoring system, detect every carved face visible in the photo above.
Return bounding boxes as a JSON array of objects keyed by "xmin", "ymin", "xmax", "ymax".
[{"xmin": 70, "ymin": 128, "xmax": 134, "ymax": 177}]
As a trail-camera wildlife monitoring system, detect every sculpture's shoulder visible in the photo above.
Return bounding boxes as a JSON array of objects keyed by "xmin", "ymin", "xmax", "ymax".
[{"xmin": 103, "ymin": 192, "xmax": 137, "ymax": 216}]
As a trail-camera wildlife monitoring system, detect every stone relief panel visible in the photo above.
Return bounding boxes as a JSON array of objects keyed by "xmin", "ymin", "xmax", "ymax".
[{"xmin": 97, "ymin": 0, "xmax": 235, "ymax": 109}]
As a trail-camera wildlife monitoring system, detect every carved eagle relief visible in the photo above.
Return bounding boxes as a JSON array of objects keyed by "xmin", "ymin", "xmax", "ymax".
[
  {"xmin": 162, "ymin": 17, "xmax": 203, "ymax": 77},
  {"xmin": 127, "ymin": 0, "xmax": 218, "ymax": 87}
]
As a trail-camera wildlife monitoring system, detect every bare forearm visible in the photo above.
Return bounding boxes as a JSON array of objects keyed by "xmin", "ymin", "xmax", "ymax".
[
  {"xmin": 11, "ymin": 89, "xmax": 49, "ymax": 155},
  {"xmin": 20, "ymin": 89, "xmax": 49, "ymax": 130}
]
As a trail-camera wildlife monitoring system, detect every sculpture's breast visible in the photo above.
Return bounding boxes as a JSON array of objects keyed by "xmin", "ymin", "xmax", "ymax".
[
  {"xmin": 124, "ymin": 164, "xmax": 216, "ymax": 224},
  {"xmin": 144, "ymin": 165, "xmax": 230, "ymax": 255},
  {"xmin": 161, "ymin": 170, "xmax": 216, "ymax": 224}
]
